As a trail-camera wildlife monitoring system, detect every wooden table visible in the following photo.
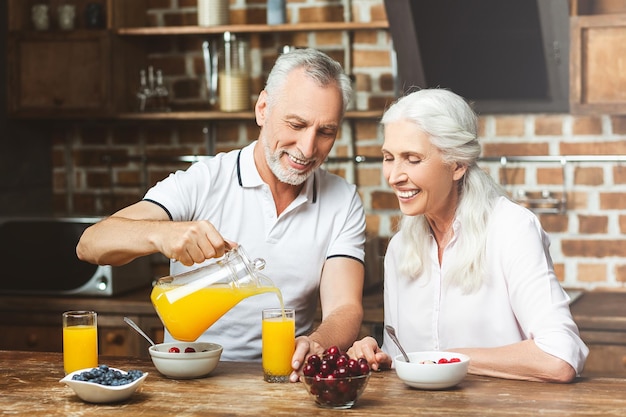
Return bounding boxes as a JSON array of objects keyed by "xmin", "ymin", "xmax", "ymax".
[{"xmin": 2, "ymin": 350, "xmax": 626, "ymax": 416}]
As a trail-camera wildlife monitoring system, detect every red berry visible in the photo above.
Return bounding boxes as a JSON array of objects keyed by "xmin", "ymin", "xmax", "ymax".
[
  {"xmin": 306, "ymin": 354, "xmax": 322, "ymax": 372},
  {"xmin": 333, "ymin": 366, "xmax": 349, "ymax": 378},
  {"xmin": 323, "ymin": 373, "xmax": 337, "ymax": 388},
  {"xmin": 449, "ymin": 357, "xmax": 461, "ymax": 363},
  {"xmin": 302, "ymin": 364, "xmax": 317, "ymax": 377},
  {"xmin": 336, "ymin": 353, "xmax": 349, "ymax": 368},
  {"xmin": 357, "ymin": 359, "xmax": 370, "ymax": 375},
  {"xmin": 325, "ymin": 353, "xmax": 339, "ymax": 365},
  {"xmin": 168, "ymin": 347, "xmax": 180, "ymax": 353},
  {"xmin": 324, "ymin": 346, "xmax": 340, "ymax": 356},
  {"xmin": 359, "ymin": 363, "xmax": 370, "ymax": 375},
  {"xmin": 438, "ymin": 358, "xmax": 449, "ymax": 364},
  {"xmin": 336, "ymin": 378, "xmax": 352, "ymax": 394},
  {"xmin": 319, "ymin": 360, "xmax": 334, "ymax": 376},
  {"xmin": 347, "ymin": 358, "xmax": 360, "ymax": 376},
  {"xmin": 184, "ymin": 347, "xmax": 196, "ymax": 353}
]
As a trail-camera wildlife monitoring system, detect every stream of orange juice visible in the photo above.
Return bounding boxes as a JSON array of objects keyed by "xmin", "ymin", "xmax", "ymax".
[
  {"xmin": 63, "ymin": 325, "xmax": 98, "ymax": 374},
  {"xmin": 151, "ymin": 284, "xmax": 284, "ymax": 342}
]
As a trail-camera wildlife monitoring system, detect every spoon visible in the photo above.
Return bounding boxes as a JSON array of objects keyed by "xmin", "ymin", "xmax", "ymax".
[
  {"xmin": 385, "ymin": 325, "xmax": 410, "ymax": 363},
  {"xmin": 124, "ymin": 316, "xmax": 156, "ymax": 346}
]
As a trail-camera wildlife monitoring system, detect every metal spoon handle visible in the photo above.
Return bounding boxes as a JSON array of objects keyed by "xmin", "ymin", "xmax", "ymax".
[
  {"xmin": 385, "ymin": 325, "xmax": 410, "ymax": 363},
  {"xmin": 124, "ymin": 316, "xmax": 156, "ymax": 346}
]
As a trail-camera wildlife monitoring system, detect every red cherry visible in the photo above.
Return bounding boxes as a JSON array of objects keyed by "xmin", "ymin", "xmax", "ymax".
[
  {"xmin": 336, "ymin": 378, "xmax": 351, "ymax": 394},
  {"xmin": 347, "ymin": 358, "xmax": 360, "ymax": 376},
  {"xmin": 319, "ymin": 360, "xmax": 334, "ymax": 376},
  {"xmin": 168, "ymin": 347, "xmax": 180, "ymax": 353},
  {"xmin": 333, "ymin": 366, "xmax": 349, "ymax": 378},
  {"xmin": 449, "ymin": 357, "xmax": 461, "ymax": 363},
  {"xmin": 438, "ymin": 358, "xmax": 449, "ymax": 364},
  {"xmin": 336, "ymin": 353, "xmax": 349, "ymax": 368},
  {"xmin": 307, "ymin": 354, "xmax": 322, "ymax": 370},
  {"xmin": 358, "ymin": 361, "xmax": 370, "ymax": 375},
  {"xmin": 303, "ymin": 363, "xmax": 317, "ymax": 377},
  {"xmin": 324, "ymin": 346, "xmax": 340, "ymax": 356},
  {"xmin": 184, "ymin": 347, "xmax": 196, "ymax": 353},
  {"xmin": 323, "ymin": 373, "xmax": 337, "ymax": 388},
  {"xmin": 325, "ymin": 353, "xmax": 339, "ymax": 364}
]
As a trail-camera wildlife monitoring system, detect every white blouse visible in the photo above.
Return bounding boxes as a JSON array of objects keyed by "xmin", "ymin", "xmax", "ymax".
[{"xmin": 382, "ymin": 196, "xmax": 589, "ymax": 375}]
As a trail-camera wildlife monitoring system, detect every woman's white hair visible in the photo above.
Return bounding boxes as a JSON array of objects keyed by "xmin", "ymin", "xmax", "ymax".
[{"xmin": 382, "ymin": 88, "xmax": 507, "ymax": 293}]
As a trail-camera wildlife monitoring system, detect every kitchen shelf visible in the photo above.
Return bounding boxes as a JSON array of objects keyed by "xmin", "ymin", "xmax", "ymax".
[
  {"xmin": 479, "ymin": 154, "xmax": 626, "ymax": 215},
  {"xmin": 115, "ymin": 21, "xmax": 389, "ymax": 36},
  {"xmin": 8, "ymin": 110, "xmax": 383, "ymax": 122},
  {"xmin": 480, "ymin": 155, "xmax": 626, "ymax": 163},
  {"xmin": 114, "ymin": 109, "xmax": 383, "ymax": 121}
]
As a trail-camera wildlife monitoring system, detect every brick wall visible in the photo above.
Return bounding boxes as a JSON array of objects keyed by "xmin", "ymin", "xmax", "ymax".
[{"xmin": 51, "ymin": 0, "xmax": 626, "ymax": 290}]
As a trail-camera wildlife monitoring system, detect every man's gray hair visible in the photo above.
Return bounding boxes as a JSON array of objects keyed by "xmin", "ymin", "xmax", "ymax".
[{"xmin": 264, "ymin": 48, "xmax": 352, "ymax": 113}]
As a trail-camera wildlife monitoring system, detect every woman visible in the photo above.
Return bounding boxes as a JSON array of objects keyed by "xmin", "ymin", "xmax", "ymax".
[{"xmin": 348, "ymin": 89, "xmax": 588, "ymax": 382}]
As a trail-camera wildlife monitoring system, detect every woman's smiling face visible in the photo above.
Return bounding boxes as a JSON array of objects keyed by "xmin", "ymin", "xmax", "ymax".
[{"xmin": 382, "ymin": 119, "xmax": 466, "ymax": 218}]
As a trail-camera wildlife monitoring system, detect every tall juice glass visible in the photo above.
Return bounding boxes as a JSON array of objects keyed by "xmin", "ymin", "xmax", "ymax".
[
  {"xmin": 63, "ymin": 310, "xmax": 98, "ymax": 374},
  {"xmin": 262, "ymin": 308, "xmax": 295, "ymax": 383}
]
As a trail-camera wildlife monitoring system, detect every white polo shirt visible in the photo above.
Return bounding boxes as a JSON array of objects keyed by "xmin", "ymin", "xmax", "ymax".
[{"xmin": 144, "ymin": 141, "xmax": 366, "ymax": 360}]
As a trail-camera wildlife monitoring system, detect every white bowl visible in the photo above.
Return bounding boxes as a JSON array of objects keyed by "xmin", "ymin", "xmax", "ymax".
[
  {"xmin": 149, "ymin": 341, "xmax": 223, "ymax": 379},
  {"xmin": 60, "ymin": 367, "xmax": 148, "ymax": 403},
  {"xmin": 394, "ymin": 351, "xmax": 470, "ymax": 390}
]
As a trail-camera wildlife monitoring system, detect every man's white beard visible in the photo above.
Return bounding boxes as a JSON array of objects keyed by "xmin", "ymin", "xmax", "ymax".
[{"xmin": 264, "ymin": 141, "xmax": 313, "ymax": 186}]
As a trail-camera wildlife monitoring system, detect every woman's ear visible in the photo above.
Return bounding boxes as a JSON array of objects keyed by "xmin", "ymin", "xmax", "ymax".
[{"xmin": 452, "ymin": 163, "xmax": 468, "ymax": 181}]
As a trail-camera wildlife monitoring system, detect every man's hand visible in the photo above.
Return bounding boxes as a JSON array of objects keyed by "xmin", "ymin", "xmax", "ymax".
[
  {"xmin": 289, "ymin": 335, "xmax": 325, "ymax": 382},
  {"xmin": 154, "ymin": 220, "xmax": 231, "ymax": 266}
]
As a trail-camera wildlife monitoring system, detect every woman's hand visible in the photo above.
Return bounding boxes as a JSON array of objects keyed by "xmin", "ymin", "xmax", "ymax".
[{"xmin": 347, "ymin": 336, "xmax": 392, "ymax": 371}]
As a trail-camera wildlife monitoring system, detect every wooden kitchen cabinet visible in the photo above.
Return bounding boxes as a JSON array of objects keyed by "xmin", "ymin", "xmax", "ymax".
[
  {"xmin": 7, "ymin": 31, "xmax": 112, "ymax": 118},
  {"xmin": 0, "ymin": 288, "xmax": 163, "ymax": 358},
  {"xmin": 571, "ymin": 291, "xmax": 626, "ymax": 377},
  {"xmin": 5, "ymin": 0, "xmax": 146, "ymax": 119},
  {"xmin": 570, "ymin": 14, "xmax": 626, "ymax": 115}
]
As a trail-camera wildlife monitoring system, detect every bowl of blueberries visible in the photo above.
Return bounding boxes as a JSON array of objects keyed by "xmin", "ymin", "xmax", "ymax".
[{"xmin": 60, "ymin": 364, "xmax": 147, "ymax": 403}]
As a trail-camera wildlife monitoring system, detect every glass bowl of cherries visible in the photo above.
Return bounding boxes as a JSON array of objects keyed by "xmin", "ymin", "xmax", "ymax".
[{"xmin": 300, "ymin": 346, "xmax": 371, "ymax": 409}]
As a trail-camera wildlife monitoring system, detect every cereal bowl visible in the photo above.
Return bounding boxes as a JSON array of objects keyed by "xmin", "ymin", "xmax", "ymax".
[
  {"xmin": 60, "ymin": 365, "xmax": 148, "ymax": 403},
  {"xmin": 149, "ymin": 341, "xmax": 222, "ymax": 379},
  {"xmin": 301, "ymin": 373, "xmax": 370, "ymax": 409},
  {"xmin": 394, "ymin": 351, "xmax": 470, "ymax": 390}
]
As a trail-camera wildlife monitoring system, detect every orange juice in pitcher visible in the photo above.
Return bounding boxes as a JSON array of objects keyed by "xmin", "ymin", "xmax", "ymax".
[{"xmin": 151, "ymin": 246, "xmax": 283, "ymax": 342}]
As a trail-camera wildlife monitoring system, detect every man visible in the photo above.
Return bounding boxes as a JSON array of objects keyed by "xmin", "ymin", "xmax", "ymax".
[{"xmin": 76, "ymin": 48, "xmax": 366, "ymax": 383}]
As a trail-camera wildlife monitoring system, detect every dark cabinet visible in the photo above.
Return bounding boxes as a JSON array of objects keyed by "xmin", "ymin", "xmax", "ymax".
[
  {"xmin": 7, "ymin": 31, "xmax": 112, "ymax": 117},
  {"xmin": 571, "ymin": 292, "xmax": 626, "ymax": 377},
  {"xmin": 0, "ymin": 289, "xmax": 163, "ymax": 358}
]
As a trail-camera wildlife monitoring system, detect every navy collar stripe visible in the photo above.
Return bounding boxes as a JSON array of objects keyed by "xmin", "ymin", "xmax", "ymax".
[{"xmin": 236, "ymin": 149, "xmax": 317, "ymax": 204}]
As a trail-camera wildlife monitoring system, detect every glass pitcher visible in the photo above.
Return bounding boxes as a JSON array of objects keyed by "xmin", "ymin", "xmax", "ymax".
[{"xmin": 151, "ymin": 246, "xmax": 281, "ymax": 342}]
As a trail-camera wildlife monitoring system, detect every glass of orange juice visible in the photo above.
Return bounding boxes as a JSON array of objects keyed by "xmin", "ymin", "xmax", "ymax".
[
  {"xmin": 262, "ymin": 308, "xmax": 295, "ymax": 383},
  {"xmin": 63, "ymin": 310, "xmax": 98, "ymax": 374}
]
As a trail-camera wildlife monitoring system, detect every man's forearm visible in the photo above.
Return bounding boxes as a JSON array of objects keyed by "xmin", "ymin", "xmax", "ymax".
[{"xmin": 309, "ymin": 304, "xmax": 363, "ymax": 351}]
